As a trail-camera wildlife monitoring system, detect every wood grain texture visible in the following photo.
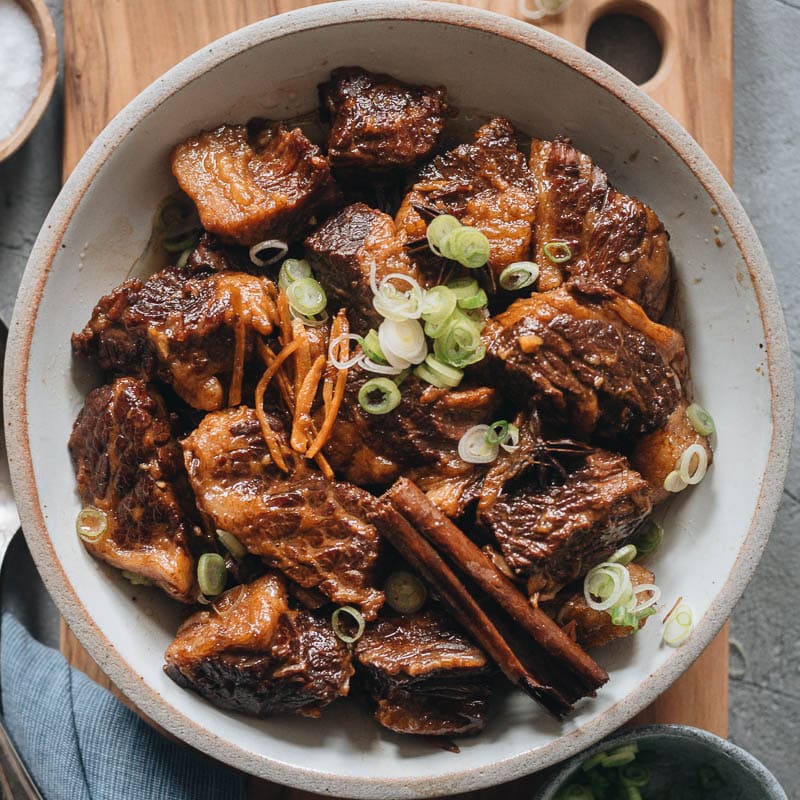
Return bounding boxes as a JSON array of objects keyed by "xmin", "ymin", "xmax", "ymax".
[{"xmin": 61, "ymin": 0, "xmax": 733, "ymax": 795}]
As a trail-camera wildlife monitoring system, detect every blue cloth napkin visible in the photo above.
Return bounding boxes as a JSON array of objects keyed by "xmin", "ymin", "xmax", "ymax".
[{"xmin": 0, "ymin": 612, "xmax": 245, "ymax": 800}]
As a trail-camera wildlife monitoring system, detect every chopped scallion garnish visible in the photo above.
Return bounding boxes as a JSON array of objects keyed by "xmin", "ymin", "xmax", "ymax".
[
  {"xmin": 433, "ymin": 313, "xmax": 485, "ymax": 368},
  {"xmin": 426, "ymin": 214, "xmax": 462, "ymax": 256},
  {"xmin": 632, "ymin": 520, "xmax": 663, "ymax": 558},
  {"xmin": 662, "ymin": 600, "xmax": 694, "ymax": 647},
  {"xmin": 543, "ymin": 240, "xmax": 573, "ymax": 264},
  {"xmin": 278, "ymin": 257, "xmax": 312, "ymax": 290},
  {"xmin": 286, "ymin": 276, "xmax": 327, "ymax": 317},
  {"xmin": 443, "ymin": 226, "xmax": 491, "ymax": 269},
  {"xmin": 216, "ymin": 528, "xmax": 247, "ymax": 560},
  {"xmin": 358, "ymin": 377, "xmax": 402, "ymax": 415},
  {"xmin": 249, "ymin": 239, "xmax": 288, "ymax": 267},
  {"xmin": 76, "ymin": 506, "xmax": 108, "ymax": 544},
  {"xmin": 686, "ymin": 402, "xmax": 715, "ymax": 436},
  {"xmin": 499, "ymin": 261, "xmax": 540, "ymax": 291},
  {"xmin": 458, "ymin": 424, "xmax": 500, "ymax": 464},
  {"xmin": 331, "ymin": 605, "xmax": 365, "ymax": 643},
  {"xmin": 197, "ymin": 552, "xmax": 227, "ymax": 597}
]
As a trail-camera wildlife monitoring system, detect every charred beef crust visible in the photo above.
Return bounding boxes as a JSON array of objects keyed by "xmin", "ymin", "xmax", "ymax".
[
  {"xmin": 479, "ymin": 450, "xmax": 651, "ymax": 597},
  {"xmin": 68, "ymin": 377, "xmax": 202, "ymax": 601},
  {"xmin": 354, "ymin": 611, "xmax": 492, "ymax": 736},
  {"xmin": 479, "ymin": 281, "xmax": 684, "ymax": 442},
  {"xmin": 171, "ymin": 122, "xmax": 341, "ymax": 246},
  {"xmin": 320, "ymin": 67, "xmax": 449, "ymax": 173}
]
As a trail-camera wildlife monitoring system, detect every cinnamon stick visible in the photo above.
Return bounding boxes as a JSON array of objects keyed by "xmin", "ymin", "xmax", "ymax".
[
  {"xmin": 371, "ymin": 498, "xmax": 572, "ymax": 717},
  {"xmin": 385, "ymin": 478, "xmax": 608, "ymax": 695}
]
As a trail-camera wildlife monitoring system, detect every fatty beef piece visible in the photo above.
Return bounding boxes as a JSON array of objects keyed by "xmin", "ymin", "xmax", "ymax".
[
  {"xmin": 395, "ymin": 117, "xmax": 538, "ymax": 283},
  {"xmin": 171, "ymin": 121, "xmax": 341, "ymax": 246},
  {"xmin": 354, "ymin": 610, "xmax": 492, "ymax": 737},
  {"xmin": 181, "ymin": 405, "xmax": 384, "ymax": 620},
  {"xmin": 305, "ymin": 202, "xmax": 425, "ymax": 335},
  {"xmin": 68, "ymin": 377, "xmax": 204, "ymax": 602},
  {"xmin": 545, "ymin": 562, "xmax": 657, "ymax": 649},
  {"xmin": 164, "ymin": 572, "xmax": 353, "ymax": 718},
  {"xmin": 478, "ymin": 441, "xmax": 652, "ymax": 600},
  {"xmin": 530, "ymin": 136, "xmax": 670, "ymax": 320},
  {"xmin": 320, "ymin": 66, "xmax": 450, "ymax": 173},
  {"xmin": 480, "ymin": 279, "xmax": 685, "ymax": 443},
  {"xmin": 71, "ymin": 266, "xmax": 277, "ymax": 411}
]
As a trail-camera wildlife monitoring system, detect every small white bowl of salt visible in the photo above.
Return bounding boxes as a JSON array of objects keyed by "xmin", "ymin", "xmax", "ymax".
[{"xmin": 0, "ymin": 0, "xmax": 57, "ymax": 162}]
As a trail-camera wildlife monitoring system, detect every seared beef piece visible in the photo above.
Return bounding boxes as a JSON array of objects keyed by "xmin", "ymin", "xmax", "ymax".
[
  {"xmin": 186, "ymin": 232, "xmax": 252, "ymax": 274},
  {"xmin": 479, "ymin": 450, "xmax": 651, "ymax": 598},
  {"xmin": 321, "ymin": 371, "xmax": 499, "ymax": 499},
  {"xmin": 320, "ymin": 67, "xmax": 449, "ymax": 173},
  {"xmin": 182, "ymin": 406, "xmax": 384, "ymax": 619},
  {"xmin": 631, "ymin": 401, "xmax": 712, "ymax": 504},
  {"xmin": 72, "ymin": 267, "xmax": 276, "ymax": 411},
  {"xmin": 354, "ymin": 611, "xmax": 492, "ymax": 736},
  {"xmin": 530, "ymin": 137, "xmax": 670, "ymax": 320},
  {"xmin": 68, "ymin": 378, "xmax": 203, "ymax": 602},
  {"xmin": 171, "ymin": 122, "xmax": 341, "ymax": 246},
  {"xmin": 165, "ymin": 573, "xmax": 353, "ymax": 717},
  {"xmin": 480, "ymin": 280, "xmax": 685, "ymax": 442},
  {"xmin": 305, "ymin": 202, "xmax": 424, "ymax": 335},
  {"xmin": 395, "ymin": 118, "xmax": 538, "ymax": 282},
  {"xmin": 546, "ymin": 563, "xmax": 656, "ymax": 649}
]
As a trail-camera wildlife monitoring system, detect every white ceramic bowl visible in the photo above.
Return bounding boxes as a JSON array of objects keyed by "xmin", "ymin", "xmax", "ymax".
[{"xmin": 5, "ymin": 2, "xmax": 793, "ymax": 797}]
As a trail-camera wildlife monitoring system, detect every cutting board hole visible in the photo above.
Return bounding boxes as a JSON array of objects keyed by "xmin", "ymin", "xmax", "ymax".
[{"xmin": 586, "ymin": 9, "xmax": 663, "ymax": 85}]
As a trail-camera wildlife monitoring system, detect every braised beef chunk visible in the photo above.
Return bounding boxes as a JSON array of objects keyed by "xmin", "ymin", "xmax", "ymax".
[
  {"xmin": 321, "ymin": 372, "xmax": 498, "ymax": 499},
  {"xmin": 171, "ymin": 122, "xmax": 341, "ymax": 246},
  {"xmin": 71, "ymin": 267, "xmax": 276, "ymax": 411},
  {"xmin": 68, "ymin": 378, "xmax": 201, "ymax": 602},
  {"xmin": 186, "ymin": 232, "xmax": 252, "ymax": 274},
  {"xmin": 480, "ymin": 281, "xmax": 685, "ymax": 441},
  {"xmin": 304, "ymin": 202, "xmax": 424, "ymax": 335},
  {"xmin": 354, "ymin": 611, "xmax": 492, "ymax": 736},
  {"xmin": 182, "ymin": 406, "xmax": 384, "ymax": 619},
  {"xmin": 479, "ymin": 450, "xmax": 651, "ymax": 598},
  {"xmin": 164, "ymin": 573, "xmax": 353, "ymax": 717},
  {"xmin": 546, "ymin": 563, "xmax": 656, "ymax": 649},
  {"xmin": 320, "ymin": 67, "xmax": 449, "ymax": 173},
  {"xmin": 395, "ymin": 118, "xmax": 538, "ymax": 281},
  {"xmin": 631, "ymin": 402, "xmax": 712, "ymax": 504},
  {"xmin": 530, "ymin": 137, "xmax": 670, "ymax": 320}
]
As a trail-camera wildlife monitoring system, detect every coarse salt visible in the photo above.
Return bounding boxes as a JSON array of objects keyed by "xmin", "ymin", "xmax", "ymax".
[{"xmin": 0, "ymin": 0, "xmax": 42, "ymax": 141}]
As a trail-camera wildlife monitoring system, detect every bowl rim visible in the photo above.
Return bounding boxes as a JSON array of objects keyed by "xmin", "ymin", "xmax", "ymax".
[{"xmin": 4, "ymin": 1, "xmax": 794, "ymax": 797}]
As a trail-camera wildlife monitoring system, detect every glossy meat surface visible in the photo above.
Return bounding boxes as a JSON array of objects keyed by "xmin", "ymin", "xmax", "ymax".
[
  {"xmin": 549, "ymin": 562, "xmax": 656, "ymax": 649},
  {"xmin": 479, "ymin": 450, "xmax": 652, "ymax": 598},
  {"xmin": 164, "ymin": 573, "xmax": 352, "ymax": 717},
  {"xmin": 182, "ymin": 406, "xmax": 384, "ymax": 619},
  {"xmin": 72, "ymin": 267, "xmax": 276, "ymax": 410},
  {"xmin": 171, "ymin": 122, "xmax": 340, "ymax": 246},
  {"xmin": 530, "ymin": 137, "xmax": 670, "ymax": 320},
  {"xmin": 481, "ymin": 281, "xmax": 685, "ymax": 441},
  {"xmin": 395, "ymin": 118, "xmax": 537, "ymax": 281},
  {"xmin": 320, "ymin": 67, "xmax": 449, "ymax": 172},
  {"xmin": 305, "ymin": 202, "xmax": 424, "ymax": 335},
  {"xmin": 68, "ymin": 378, "xmax": 201, "ymax": 601},
  {"xmin": 354, "ymin": 611, "xmax": 491, "ymax": 736}
]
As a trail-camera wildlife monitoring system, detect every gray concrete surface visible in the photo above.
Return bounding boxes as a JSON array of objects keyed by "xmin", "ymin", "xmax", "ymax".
[{"xmin": 0, "ymin": 0, "xmax": 796, "ymax": 794}]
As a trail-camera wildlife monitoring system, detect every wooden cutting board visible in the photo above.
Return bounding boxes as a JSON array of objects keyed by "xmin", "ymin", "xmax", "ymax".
[{"xmin": 61, "ymin": 1, "xmax": 732, "ymax": 795}]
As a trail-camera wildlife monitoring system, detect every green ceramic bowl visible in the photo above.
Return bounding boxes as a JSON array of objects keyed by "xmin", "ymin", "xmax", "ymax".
[{"xmin": 534, "ymin": 725, "xmax": 787, "ymax": 800}]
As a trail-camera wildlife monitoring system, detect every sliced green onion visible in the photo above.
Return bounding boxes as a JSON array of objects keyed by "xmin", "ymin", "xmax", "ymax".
[
  {"xmin": 632, "ymin": 520, "xmax": 663, "ymax": 558},
  {"xmin": 162, "ymin": 229, "xmax": 201, "ymax": 253},
  {"xmin": 249, "ymin": 239, "xmax": 288, "ymax": 267},
  {"xmin": 121, "ymin": 570, "xmax": 152, "ymax": 586},
  {"xmin": 600, "ymin": 743, "xmax": 638, "ymax": 768},
  {"xmin": 607, "ymin": 544, "xmax": 638, "ymax": 566},
  {"xmin": 415, "ymin": 355, "xmax": 464, "ymax": 389},
  {"xmin": 426, "ymin": 214, "xmax": 462, "ymax": 256},
  {"xmin": 175, "ymin": 247, "xmax": 194, "ymax": 269},
  {"xmin": 624, "ymin": 787, "xmax": 642, "ymax": 800},
  {"xmin": 332, "ymin": 605, "xmax": 365, "ymax": 643},
  {"xmin": 609, "ymin": 605, "xmax": 639, "ymax": 628},
  {"xmin": 663, "ymin": 469, "xmax": 687, "ymax": 493},
  {"xmin": 501, "ymin": 423, "xmax": 520, "ymax": 453},
  {"xmin": 278, "ymin": 258, "xmax": 312, "ymax": 290},
  {"xmin": 361, "ymin": 329, "xmax": 387, "ymax": 364},
  {"xmin": 154, "ymin": 193, "xmax": 201, "ymax": 252},
  {"xmin": 373, "ymin": 274, "xmax": 425, "ymax": 321},
  {"xmin": 543, "ymin": 240, "xmax": 573, "ymax": 264},
  {"xmin": 384, "ymin": 570, "xmax": 428, "ymax": 614},
  {"xmin": 663, "ymin": 600, "xmax": 694, "ymax": 647},
  {"xmin": 216, "ymin": 529, "xmax": 247, "ymax": 560},
  {"xmin": 486, "ymin": 420, "xmax": 510, "ymax": 446},
  {"xmin": 499, "ymin": 261, "xmax": 540, "ymax": 291},
  {"xmin": 677, "ymin": 443, "xmax": 708, "ymax": 485},
  {"xmin": 423, "ymin": 311, "xmax": 454, "ymax": 339},
  {"xmin": 358, "ymin": 377, "xmax": 402, "ymax": 415},
  {"xmin": 328, "ymin": 333, "xmax": 365, "ymax": 370},
  {"xmin": 580, "ymin": 752, "xmax": 607, "ymax": 772},
  {"xmin": 378, "ymin": 318, "xmax": 427, "ymax": 367},
  {"xmin": 632, "ymin": 583, "xmax": 661, "ymax": 615},
  {"xmin": 584, "ymin": 562, "xmax": 629, "ymax": 611},
  {"xmin": 421, "ymin": 285, "xmax": 458, "ymax": 323},
  {"xmin": 414, "ymin": 362, "xmax": 449, "ymax": 389},
  {"xmin": 76, "ymin": 507, "xmax": 108, "ymax": 544},
  {"xmin": 286, "ymin": 276, "xmax": 327, "ymax": 317},
  {"xmin": 686, "ymin": 402, "xmax": 715, "ymax": 436},
  {"xmin": 442, "ymin": 226, "xmax": 491, "ymax": 269},
  {"xmin": 458, "ymin": 424, "xmax": 500, "ymax": 464},
  {"xmin": 291, "ymin": 309, "xmax": 329, "ymax": 328},
  {"xmin": 620, "ymin": 764, "xmax": 650, "ymax": 788},
  {"xmin": 457, "ymin": 288, "xmax": 488, "ymax": 309},
  {"xmin": 433, "ymin": 313, "xmax": 485, "ymax": 368},
  {"xmin": 446, "ymin": 277, "xmax": 480, "ymax": 300},
  {"xmin": 197, "ymin": 552, "xmax": 227, "ymax": 596}
]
